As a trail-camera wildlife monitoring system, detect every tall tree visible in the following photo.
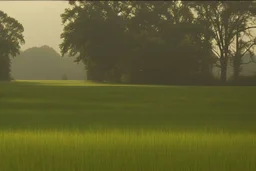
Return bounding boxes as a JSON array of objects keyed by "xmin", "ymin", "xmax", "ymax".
[
  {"xmin": 60, "ymin": 1, "xmax": 129, "ymax": 82},
  {"xmin": 0, "ymin": 10, "xmax": 25, "ymax": 81},
  {"xmin": 126, "ymin": 1, "xmax": 214, "ymax": 84},
  {"xmin": 231, "ymin": 27, "xmax": 256, "ymax": 81},
  {"xmin": 229, "ymin": 1, "xmax": 256, "ymax": 81},
  {"xmin": 60, "ymin": 1, "xmax": 215, "ymax": 84},
  {"xmin": 189, "ymin": 1, "xmax": 256, "ymax": 83}
]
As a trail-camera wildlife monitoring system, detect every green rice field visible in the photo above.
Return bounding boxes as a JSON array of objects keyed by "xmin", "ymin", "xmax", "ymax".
[{"xmin": 0, "ymin": 80, "xmax": 256, "ymax": 171}]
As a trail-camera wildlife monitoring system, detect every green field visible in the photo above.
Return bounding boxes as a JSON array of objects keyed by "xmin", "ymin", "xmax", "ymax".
[{"xmin": 0, "ymin": 80, "xmax": 256, "ymax": 171}]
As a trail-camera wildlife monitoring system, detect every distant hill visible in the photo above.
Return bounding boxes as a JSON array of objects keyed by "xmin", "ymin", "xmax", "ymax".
[{"xmin": 11, "ymin": 45, "xmax": 86, "ymax": 80}]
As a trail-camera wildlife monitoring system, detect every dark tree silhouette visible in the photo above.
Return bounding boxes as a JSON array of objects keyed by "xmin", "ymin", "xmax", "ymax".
[
  {"xmin": 188, "ymin": 1, "xmax": 256, "ymax": 83},
  {"xmin": 0, "ymin": 10, "xmax": 25, "ymax": 81},
  {"xmin": 60, "ymin": 1, "xmax": 256, "ymax": 85}
]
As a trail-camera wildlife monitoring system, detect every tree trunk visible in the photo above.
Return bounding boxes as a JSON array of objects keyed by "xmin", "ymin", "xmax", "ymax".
[
  {"xmin": 0, "ymin": 54, "xmax": 11, "ymax": 81},
  {"xmin": 221, "ymin": 15, "xmax": 229, "ymax": 85},
  {"xmin": 233, "ymin": 56, "xmax": 240, "ymax": 82},
  {"xmin": 233, "ymin": 31, "xmax": 240, "ymax": 83},
  {"xmin": 220, "ymin": 57, "xmax": 228, "ymax": 84}
]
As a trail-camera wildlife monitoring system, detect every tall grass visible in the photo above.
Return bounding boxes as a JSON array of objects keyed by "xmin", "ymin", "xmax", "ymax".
[
  {"xmin": 1, "ymin": 130, "xmax": 256, "ymax": 171},
  {"xmin": 1, "ymin": 81, "xmax": 256, "ymax": 170}
]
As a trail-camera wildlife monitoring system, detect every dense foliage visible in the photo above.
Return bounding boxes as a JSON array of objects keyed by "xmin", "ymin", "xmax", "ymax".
[
  {"xmin": 60, "ymin": 1, "xmax": 256, "ymax": 85},
  {"xmin": 60, "ymin": 1, "xmax": 215, "ymax": 85},
  {"xmin": 0, "ymin": 10, "xmax": 24, "ymax": 81}
]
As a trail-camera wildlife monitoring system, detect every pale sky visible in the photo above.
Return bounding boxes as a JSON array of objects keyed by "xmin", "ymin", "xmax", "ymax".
[{"xmin": 0, "ymin": 1, "xmax": 69, "ymax": 53}]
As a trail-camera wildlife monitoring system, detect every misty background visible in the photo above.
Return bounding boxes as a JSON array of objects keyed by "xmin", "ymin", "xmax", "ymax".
[{"xmin": 0, "ymin": 1, "xmax": 85, "ymax": 80}]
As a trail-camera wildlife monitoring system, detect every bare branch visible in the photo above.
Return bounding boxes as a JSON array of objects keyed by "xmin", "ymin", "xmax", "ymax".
[
  {"xmin": 213, "ymin": 7, "xmax": 225, "ymax": 49},
  {"xmin": 212, "ymin": 48, "xmax": 221, "ymax": 57},
  {"xmin": 204, "ymin": 8, "xmax": 224, "ymax": 54},
  {"xmin": 236, "ymin": 26, "xmax": 256, "ymax": 34},
  {"xmin": 241, "ymin": 42, "xmax": 256, "ymax": 57}
]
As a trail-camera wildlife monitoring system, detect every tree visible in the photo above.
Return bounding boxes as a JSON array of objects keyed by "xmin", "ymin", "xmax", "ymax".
[
  {"xmin": 0, "ymin": 10, "xmax": 25, "ymax": 81},
  {"xmin": 60, "ymin": 1, "xmax": 129, "ymax": 82},
  {"xmin": 231, "ymin": 27, "xmax": 256, "ymax": 82},
  {"xmin": 60, "ymin": 1, "xmax": 215, "ymax": 85},
  {"xmin": 126, "ymin": 1, "xmax": 214, "ymax": 84},
  {"xmin": 62, "ymin": 73, "xmax": 68, "ymax": 80},
  {"xmin": 189, "ymin": 1, "xmax": 256, "ymax": 83}
]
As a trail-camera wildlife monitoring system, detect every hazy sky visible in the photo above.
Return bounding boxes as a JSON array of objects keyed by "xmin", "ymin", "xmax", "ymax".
[{"xmin": 0, "ymin": 1, "xmax": 69, "ymax": 53}]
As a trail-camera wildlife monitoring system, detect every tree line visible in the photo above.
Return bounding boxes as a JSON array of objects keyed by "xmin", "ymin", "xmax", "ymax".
[{"xmin": 1, "ymin": 1, "xmax": 256, "ymax": 85}]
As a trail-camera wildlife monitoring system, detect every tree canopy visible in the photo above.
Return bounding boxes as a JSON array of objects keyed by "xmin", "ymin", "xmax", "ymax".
[
  {"xmin": 0, "ymin": 10, "xmax": 25, "ymax": 81},
  {"xmin": 188, "ymin": 1, "xmax": 256, "ymax": 83},
  {"xmin": 60, "ymin": 1, "xmax": 217, "ymax": 85}
]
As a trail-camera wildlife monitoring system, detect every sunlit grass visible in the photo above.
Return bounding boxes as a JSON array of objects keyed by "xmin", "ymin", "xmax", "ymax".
[
  {"xmin": 1, "ymin": 130, "xmax": 256, "ymax": 171},
  {"xmin": 12, "ymin": 80, "xmax": 172, "ymax": 87},
  {"xmin": 13, "ymin": 80, "xmax": 104, "ymax": 86}
]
